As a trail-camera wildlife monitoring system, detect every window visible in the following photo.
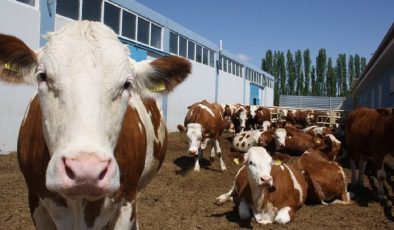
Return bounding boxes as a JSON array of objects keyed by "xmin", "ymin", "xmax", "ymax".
[
  {"xmin": 122, "ymin": 11, "xmax": 136, "ymax": 40},
  {"xmin": 209, "ymin": 50, "xmax": 215, "ymax": 67},
  {"xmin": 104, "ymin": 3, "xmax": 120, "ymax": 34},
  {"xmin": 202, "ymin": 47, "xmax": 208, "ymax": 65},
  {"xmin": 57, "ymin": 0, "xmax": 79, "ymax": 20},
  {"xmin": 169, "ymin": 32, "xmax": 178, "ymax": 54},
  {"xmin": 187, "ymin": 41, "xmax": 195, "ymax": 60},
  {"xmin": 240, "ymin": 66, "xmax": 243, "ymax": 77},
  {"xmin": 179, "ymin": 36, "xmax": 187, "ymax": 57},
  {"xmin": 236, "ymin": 64, "xmax": 239, "ymax": 77},
  {"xmin": 82, "ymin": 0, "xmax": 102, "ymax": 21},
  {"xmin": 227, "ymin": 60, "xmax": 232, "ymax": 73},
  {"xmin": 16, "ymin": 0, "xmax": 35, "ymax": 6},
  {"xmin": 137, "ymin": 18, "xmax": 150, "ymax": 45},
  {"xmin": 196, "ymin": 45, "xmax": 202, "ymax": 63},
  {"xmin": 223, "ymin": 57, "xmax": 227, "ymax": 72},
  {"xmin": 150, "ymin": 23, "xmax": 162, "ymax": 49}
]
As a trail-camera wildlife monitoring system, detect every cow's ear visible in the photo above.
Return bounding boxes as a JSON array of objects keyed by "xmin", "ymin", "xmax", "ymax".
[
  {"xmin": 177, "ymin": 125, "xmax": 186, "ymax": 133},
  {"xmin": 131, "ymin": 55, "xmax": 191, "ymax": 96},
  {"xmin": 0, "ymin": 34, "xmax": 37, "ymax": 83}
]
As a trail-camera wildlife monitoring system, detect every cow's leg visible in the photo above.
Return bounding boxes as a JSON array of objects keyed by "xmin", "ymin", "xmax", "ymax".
[
  {"xmin": 214, "ymin": 139, "xmax": 226, "ymax": 171},
  {"xmin": 113, "ymin": 201, "xmax": 138, "ymax": 230},
  {"xmin": 377, "ymin": 165, "xmax": 386, "ymax": 200},
  {"xmin": 215, "ymin": 183, "xmax": 235, "ymax": 205},
  {"xmin": 210, "ymin": 139, "xmax": 216, "ymax": 161},
  {"xmin": 357, "ymin": 156, "xmax": 367, "ymax": 187},
  {"xmin": 349, "ymin": 159, "xmax": 357, "ymax": 187},
  {"xmin": 274, "ymin": 207, "xmax": 294, "ymax": 224},
  {"xmin": 194, "ymin": 149, "xmax": 202, "ymax": 172}
]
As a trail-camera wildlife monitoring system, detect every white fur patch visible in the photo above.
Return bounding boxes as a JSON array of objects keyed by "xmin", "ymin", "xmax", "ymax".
[
  {"xmin": 198, "ymin": 104, "xmax": 215, "ymax": 117},
  {"xmin": 275, "ymin": 207, "xmax": 291, "ymax": 224},
  {"xmin": 326, "ymin": 134, "xmax": 341, "ymax": 144},
  {"xmin": 284, "ymin": 164, "xmax": 303, "ymax": 204}
]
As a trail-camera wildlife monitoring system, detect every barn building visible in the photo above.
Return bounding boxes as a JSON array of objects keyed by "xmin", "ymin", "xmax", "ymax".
[
  {"xmin": 352, "ymin": 23, "xmax": 394, "ymax": 108},
  {"xmin": 0, "ymin": 0, "xmax": 274, "ymax": 152}
]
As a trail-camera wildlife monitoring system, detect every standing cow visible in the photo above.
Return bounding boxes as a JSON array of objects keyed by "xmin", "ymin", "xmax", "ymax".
[
  {"xmin": 346, "ymin": 107, "xmax": 394, "ymax": 199},
  {"xmin": 0, "ymin": 21, "xmax": 191, "ymax": 229},
  {"xmin": 178, "ymin": 100, "xmax": 230, "ymax": 171}
]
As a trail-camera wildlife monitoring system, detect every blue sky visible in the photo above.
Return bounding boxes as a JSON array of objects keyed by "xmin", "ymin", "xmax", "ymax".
[{"xmin": 136, "ymin": 0, "xmax": 393, "ymax": 67}]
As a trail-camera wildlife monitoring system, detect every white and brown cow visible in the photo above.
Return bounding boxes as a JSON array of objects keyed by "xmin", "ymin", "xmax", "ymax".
[
  {"xmin": 232, "ymin": 121, "xmax": 271, "ymax": 152},
  {"xmin": 178, "ymin": 100, "xmax": 230, "ymax": 171},
  {"xmin": 0, "ymin": 21, "xmax": 191, "ymax": 229},
  {"xmin": 216, "ymin": 147, "xmax": 307, "ymax": 224},
  {"xmin": 297, "ymin": 148, "xmax": 352, "ymax": 205}
]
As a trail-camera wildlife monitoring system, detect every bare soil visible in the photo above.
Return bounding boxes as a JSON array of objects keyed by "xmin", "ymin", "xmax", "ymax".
[{"xmin": 0, "ymin": 132, "xmax": 393, "ymax": 229}]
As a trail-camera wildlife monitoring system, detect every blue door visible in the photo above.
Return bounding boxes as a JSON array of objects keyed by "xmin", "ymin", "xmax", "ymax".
[{"xmin": 250, "ymin": 83, "xmax": 260, "ymax": 105}]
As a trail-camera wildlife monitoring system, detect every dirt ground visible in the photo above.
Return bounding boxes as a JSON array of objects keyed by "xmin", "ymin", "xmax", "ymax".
[{"xmin": 0, "ymin": 132, "xmax": 393, "ymax": 229}]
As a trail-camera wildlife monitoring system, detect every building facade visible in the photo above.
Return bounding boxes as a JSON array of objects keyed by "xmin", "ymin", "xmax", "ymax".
[
  {"xmin": 0, "ymin": 0, "xmax": 274, "ymax": 152},
  {"xmin": 352, "ymin": 23, "xmax": 394, "ymax": 108}
]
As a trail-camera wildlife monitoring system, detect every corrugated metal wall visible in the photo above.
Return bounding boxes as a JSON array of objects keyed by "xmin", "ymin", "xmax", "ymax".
[{"xmin": 279, "ymin": 95, "xmax": 352, "ymax": 110}]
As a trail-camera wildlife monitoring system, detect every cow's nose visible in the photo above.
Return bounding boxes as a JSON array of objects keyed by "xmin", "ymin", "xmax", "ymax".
[
  {"xmin": 63, "ymin": 154, "xmax": 110, "ymax": 183},
  {"xmin": 261, "ymin": 176, "xmax": 272, "ymax": 183},
  {"xmin": 189, "ymin": 149, "xmax": 198, "ymax": 155}
]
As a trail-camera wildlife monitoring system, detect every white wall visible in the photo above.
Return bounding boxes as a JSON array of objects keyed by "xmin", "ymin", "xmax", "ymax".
[
  {"xmin": 166, "ymin": 61, "xmax": 216, "ymax": 131},
  {"xmin": 217, "ymin": 71, "xmax": 244, "ymax": 104},
  {"xmin": 0, "ymin": 1, "xmax": 40, "ymax": 153}
]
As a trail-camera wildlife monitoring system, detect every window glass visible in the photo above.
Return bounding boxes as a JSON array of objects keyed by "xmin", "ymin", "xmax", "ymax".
[
  {"xmin": 57, "ymin": 0, "xmax": 79, "ymax": 20},
  {"xmin": 187, "ymin": 40, "xmax": 195, "ymax": 60},
  {"xmin": 179, "ymin": 36, "xmax": 187, "ymax": 57},
  {"xmin": 209, "ymin": 50, "xmax": 215, "ymax": 67},
  {"xmin": 228, "ymin": 60, "xmax": 233, "ymax": 73},
  {"xmin": 240, "ymin": 66, "xmax": 243, "ymax": 77},
  {"xmin": 82, "ymin": 0, "xmax": 102, "ymax": 21},
  {"xmin": 16, "ymin": 0, "xmax": 35, "ymax": 6},
  {"xmin": 236, "ymin": 64, "xmax": 239, "ymax": 76},
  {"xmin": 122, "ymin": 11, "xmax": 136, "ymax": 40},
  {"xmin": 169, "ymin": 32, "xmax": 178, "ymax": 54},
  {"xmin": 223, "ymin": 58, "xmax": 227, "ymax": 72},
  {"xmin": 150, "ymin": 23, "xmax": 162, "ymax": 49},
  {"xmin": 196, "ymin": 45, "xmax": 202, "ymax": 63},
  {"xmin": 137, "ymin": 17, "xmax": 149, "ymax": 45},
  {"xmin": 202, "ymin": 47, "xmax": 208, "ymax": 65},
  {"xmin": 104, "ymin": 3, "xmax": 120, "ymax": 34}
]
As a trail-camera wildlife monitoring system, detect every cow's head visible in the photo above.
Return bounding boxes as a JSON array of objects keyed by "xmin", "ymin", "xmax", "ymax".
[
  {"xmin": 317, "ymin": 134, "xmax": 342, "ymax": 161},
  {"xmin": 233, "ymin": 107, "xmax": 248, "ymax": 132},
  {"xmin": 244, "ymin": 147, "xmax": 273, "ymax": 187},
  {"xmin": 178, "ymin": 123, "xmax": 209, "ymax": 155},
  {"xmin": 0, "ymin": 21, "xmax": 191, "ymax": 200},
  {"xmin": 274, "ymin": 128, "xmax": 287, "ymax": 149}
]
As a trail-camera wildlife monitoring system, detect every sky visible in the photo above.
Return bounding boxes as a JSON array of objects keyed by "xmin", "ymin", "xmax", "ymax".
[{"xmin": 136, "ymin": 0, "xmax": 394, "ymax": 67}]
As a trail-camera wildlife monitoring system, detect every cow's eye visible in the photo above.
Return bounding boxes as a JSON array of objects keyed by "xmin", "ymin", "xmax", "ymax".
[
  {"xmin": 37, "ymin": 72, "xmax": 47, "ymax": 82},
  {"xmin": 123, "ymin": 81, "xmax": 132, "ymax": 89},
  {"xmin": 249, "ymin": 161, "xmax": 254, "ymax": 166}
]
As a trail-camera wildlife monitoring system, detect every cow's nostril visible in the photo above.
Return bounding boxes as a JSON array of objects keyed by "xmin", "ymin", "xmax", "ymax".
[
  {"xmin": 65, "ymin": 164, "xmax": 75, "ymax": 180},
  {"xmin": 99, "ymin": 165, "xmax": 108, "ymax": 180}
]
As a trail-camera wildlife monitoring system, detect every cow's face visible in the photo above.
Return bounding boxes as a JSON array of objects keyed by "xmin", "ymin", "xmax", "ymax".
[
  {"xmin": 274, "ymin": 128, "xmax": 287, "ymax": 149},
  {"xmin": 0, "ymin": 21, "xmax": 191, "ymax": 200},
  {"xmin": 186, "ymin": 123, "xmax": 203, "ymax": 155},
  {"xmin": 245, "ymin": 147, "xmax": 273, "ymax": 187},
  {"xmin": 236, "ymin": 107, "xmax": 247, "ymax": 131}
]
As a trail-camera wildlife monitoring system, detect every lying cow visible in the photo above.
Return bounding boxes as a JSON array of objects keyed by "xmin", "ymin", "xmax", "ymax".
[
  {"xmin": 297, "ymin": 148, "xmax": 352, "ymax": 205},
  {"xmin": 302, "ymin": 125, "xmax": 333, "ymax": 137},
  {"xmin": 232, "ymin": 121, "xmax": 271, "ymax": 152},
  {"xmin": 216, "ymin": 147, "xmax": 307, "ymax": 224},
  {"xmin": 0, "ymin": 21, "xmax": 191, "ymax": 229},
  {"xmin": 178, "ymin": 100, "xmax": 230, "ymax": 171},
  {"xmin": 346, "ymin": 107, "xmax": 394, "ymax": 199}
]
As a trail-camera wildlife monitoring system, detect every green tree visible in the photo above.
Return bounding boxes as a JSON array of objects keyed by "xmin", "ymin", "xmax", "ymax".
[
  {"xmin": 295, "ymin": 50, "xmax": 303, "ymax": 95},
  {"xmin": 361, "ymin": 57, "xmax": 367, "ymax": 73},
  {"xmin": 261, "ymin": 49, "xmax": 273, "ymax": 73},
  {"xmin": 348, "ymin": 55, "xmax": 355, "ymax": 91},
  {"xmin": 316, "ymin": 49, "xmax": 327, "ymax": 96},
  {"xmin": 311, "ymin": 66, "xmax": 317, "ymax": 95},
  {"xmin": 303, "ymin": 49, "xmax": 311, "ymax": 95},
  {"xmin": 326, "ymin": 58, "xmax": 336, "ymax": 96},
  {"xmin": 279, "ymin": 52, "xmax": 287, "ymax": 96},
  {"xmin": 341, "ymin": 54, "xmax": 348, "ymax": 96},
  {"xmin": 354, "ymin": 54, "xmax": 361, "ymax": 79},
  {"xmin": 286, "ymin": 50, "xmax": 295, "ymax": 95}
]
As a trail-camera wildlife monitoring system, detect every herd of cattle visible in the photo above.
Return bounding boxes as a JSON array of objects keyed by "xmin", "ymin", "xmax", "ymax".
[
  {"xmin": 0, "ymin": 21, "xmax": 392, "ymax": 229},
  {"xmin": 177, "ymin": 100, "xmax": 394, "ymax": 225}
]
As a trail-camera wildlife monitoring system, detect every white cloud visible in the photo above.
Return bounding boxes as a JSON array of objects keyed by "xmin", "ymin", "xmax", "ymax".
[{"xmin": 236, "ymin": 53, "xmax": 252, "ymax": 62}]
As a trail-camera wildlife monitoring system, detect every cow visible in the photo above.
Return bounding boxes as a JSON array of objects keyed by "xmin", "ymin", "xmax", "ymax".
[
  {"xmin": 215, "ymin": 147, "xmax": 307, "ymax": 225},
  {"xmin": 231, "ymin": 121, "xmax": 270, "ymax": 153},
  {"xmin": 296, "ymin": 148, "xmax": 352, "ymax": 205},
  {"xmin": 231, "ymin": 105, "xmax": 249, "ymax": 133},
  {"xmin": 178, "ymin": 100, "xmax": 230, "ymax": 172},
  {"xmin": 302, "ymin": 125, "xmax": 333, "ymax": 137},
  {"xmin": 0, "ymin": 21, "xmax": 191, "ymax": 229},
  {"xmin": 346, "ymin": 107, "xmax": 394, "ymax": 199},
  {"xmin": 254, "ymin": 107, "xmax": 271, "ymax": 129},
  {"xmin": 286, "ymin": 109, "xmax": 313, "ymax": 128}
]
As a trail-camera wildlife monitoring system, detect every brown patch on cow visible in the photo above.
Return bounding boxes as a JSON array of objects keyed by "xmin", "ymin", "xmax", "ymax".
[
  {"xmin": 84, "ymin": 198, "xmax": 105, "ymax": 228},
  {"xmin": 245, "ymin": 134, "xmax": 250, "ymax": 138},
  {"xmin": 241, "ymin": 142, "xmax": 246, "ymax": 148},
  {"xmin": 17, "ymin": 96, "xmax": 68, "ymax": 213},
  {"xmin": 236, "ymin": 143, "xmax": 239, "ymax": 147}
]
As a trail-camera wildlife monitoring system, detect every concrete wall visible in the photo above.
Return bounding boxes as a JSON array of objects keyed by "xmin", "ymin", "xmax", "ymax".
[
  {"xmin": 217, "ymin": 71, "xmax": 244, "ymax": 104},
  {"xmin": 0, "ymin": 1, "xmax": 40, "ymax": 153},
  {"xmin": 358, "ymin": 64, "xmax": 394, "ymax": 108}
]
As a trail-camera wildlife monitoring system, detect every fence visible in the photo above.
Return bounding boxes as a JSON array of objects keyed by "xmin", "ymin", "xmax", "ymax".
[{"xmin": 279, "ymin": 95, "xmax": 352, "ymax": 110}]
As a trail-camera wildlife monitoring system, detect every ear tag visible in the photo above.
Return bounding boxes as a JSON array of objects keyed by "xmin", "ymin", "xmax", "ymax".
[
  {"xmin": 4, "ymin": 63, "xmax": 19, "ymax": 73},
  {"xmin": 273, "ymin": 160, "xmax": 282, "ymax": 166},
  {"xmin": 315, "ymin": 139, "xmax": 321, "ymax": 144},
  {"xmin": 148, "ymin": 80, "xmax": 166, "ymax": 92},
  {"xmin": 233, "ymin": 158, "xmax": 240, "ymax": 165}
]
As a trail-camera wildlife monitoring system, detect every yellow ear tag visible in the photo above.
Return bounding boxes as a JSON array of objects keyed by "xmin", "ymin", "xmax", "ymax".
[
  {"xmin": 273, "ymin": 160, "xmax": 282, "ymax": 166},
  {"xmin": 148, "ymin": 81, "xmax": 166, "ymax": 92},
  {"xmin": 315, "ymin": 139, "xmax": 321, "ymax": 144},
  {"xmin": 233, "ymin": 158, "xmax": 240, "ymax": 165},
  {"xmin": 4, "ymin": 63, "xmax": 19, "ymax": 73}
]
